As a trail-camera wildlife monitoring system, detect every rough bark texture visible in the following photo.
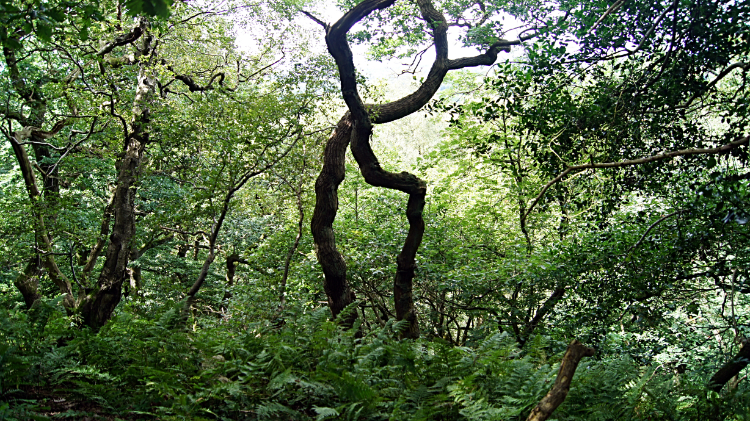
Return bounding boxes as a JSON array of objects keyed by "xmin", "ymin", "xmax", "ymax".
[
  {"xmin": 311, "ymin": 0, "xmax": 515, "ymax": 337},
  {"xmin": 709, "ymin": 339, "xmax": 750, "ymax": 393},
  {"xmin": 80, "ymin": 27, "xmax": 153, "ymax": 328},
  {"xmin": 311, "ymin": 116, "xmax": 357, "ymax": 324},
  {"xmin": 14, "ymin": 258, "xmax": 42, "ymax": 309},
  {"xmin": 9, "ymin": 135, "xmax": 75, "ymax": 309},
  {"xmin": 80, "ymin": 122, "xmax": 147, "ymax": 328},
  {"xmin": 527, "ymin": 340, "xmax": 595, "ymax": 421}
]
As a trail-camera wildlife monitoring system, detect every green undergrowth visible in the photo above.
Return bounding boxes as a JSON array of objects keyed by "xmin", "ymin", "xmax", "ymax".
[{"xmin": 1, "ymin": 299, "xmax": 748, "ymax": 420}]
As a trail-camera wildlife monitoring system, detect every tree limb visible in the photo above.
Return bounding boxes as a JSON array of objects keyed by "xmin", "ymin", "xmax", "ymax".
[
  {"xmin": 527, "ymin": 340, "xmax": 596, "ymax": 421},
  {"xmin": 709, "ymin": 338, "xmax": 750, "ymax": 393},
  {"xmin": 523, "ymin": 134, "xmax": 750, "ymax": 224}
]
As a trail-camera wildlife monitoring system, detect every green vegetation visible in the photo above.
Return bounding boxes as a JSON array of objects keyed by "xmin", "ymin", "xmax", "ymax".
[{"xmin": 1, "ymin": 0, "xmax": 749, "ymax": 419}]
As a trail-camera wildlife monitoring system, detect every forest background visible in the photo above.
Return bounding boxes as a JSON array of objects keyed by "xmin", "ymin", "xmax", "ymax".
[{"xmin": 0, "ymin": 0, "xmax": 749, "ymax": 419}]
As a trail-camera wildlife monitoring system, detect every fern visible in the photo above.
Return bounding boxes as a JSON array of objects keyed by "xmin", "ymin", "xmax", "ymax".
[{"xmin": 313, "ymin": 405, "xmax": 340, "ymax": 420}]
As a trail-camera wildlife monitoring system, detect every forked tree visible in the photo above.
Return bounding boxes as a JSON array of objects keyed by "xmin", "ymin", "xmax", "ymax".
[{"xmin": 305, "ymin": 0, "xmax": 537, "ymax": 338}]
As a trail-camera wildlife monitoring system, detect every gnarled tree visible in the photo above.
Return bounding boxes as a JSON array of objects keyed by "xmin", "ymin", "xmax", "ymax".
[{"xmin": 306, "ymin": 0, "xmax": 534, "ymax": 337}]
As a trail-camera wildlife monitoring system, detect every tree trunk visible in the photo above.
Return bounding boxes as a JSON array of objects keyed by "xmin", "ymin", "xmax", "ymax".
[
  {"xmin": 308, "ymin": 0, "xmax": 515, "ymax": 335},
  {"xmin": 279, "ymin": 182, "xmax": 305, "ymax": 312},
  {"xmin": 527, "ymin": 340, "xmax": 595, "ymax": 421},
  {"xmin": 81, "ymin": 28, "xmax": 154, "ymax": 328},
  {"xmin": 223, "ymin": 253, "xmax": 241, "ymax": 303},
  {"xmin": 81, "ymin": 129, "xmax": 147, "ymax": 328},
  {"xmin": 9, "ymin": 135, "xmax": 75, "ymax": 310},
  {"xmin": 311, "ymin": 116, "xmax": 357, "ymax": 325},
  {"xmin": 14, "ymin": 257, "xmax": 42, "ymax": 309},
  {"xmin": 709, "ymin": 339, "xmax": 750, "ymax": 393}
]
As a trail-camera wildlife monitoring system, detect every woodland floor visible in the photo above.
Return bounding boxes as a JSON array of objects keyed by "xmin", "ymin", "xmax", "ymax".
[{"xmin": 3, "ymin": 384, "xmax": 146, "ymax": 420}]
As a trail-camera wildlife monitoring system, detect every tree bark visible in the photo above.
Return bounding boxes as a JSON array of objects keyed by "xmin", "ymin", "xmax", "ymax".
[
  {"xmin": 709, "ymin": 338, "xmax": 750, "ymax": 393},
  {"xmin": 2, "ymin": 26, "xmax": 74, "ymax": 310},
  {"xmin": 527, "ymin": 340, "xmax": 595, "ymax": 421},
  {"xmin": 311, "ymin": 0, "xmax": 516, "ymax": 337},
  {"xmin": 9, "ymin": 135, "xmax": 75, "ymax": 309},
  {"xmin": 81, "ymin": 25, "xmax": 154, "ymax": 328},
  {"xmin": 14, "ymin": 257, "xmax": 42, "ymax": 309},
  {"xmin": 311, "ymin": 116, "xmax": 357, "ymax": 325}
]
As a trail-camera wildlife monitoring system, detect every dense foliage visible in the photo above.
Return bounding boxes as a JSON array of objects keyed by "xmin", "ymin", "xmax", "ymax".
[{"xmin": 1, "ymin": 0, "xmax": 749, "ymax": 419}]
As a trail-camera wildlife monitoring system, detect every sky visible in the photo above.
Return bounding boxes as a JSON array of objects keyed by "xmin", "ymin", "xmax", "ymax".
[{"xmin": 233, "ymin": 2, "xmax": 527, "ymax": 82}]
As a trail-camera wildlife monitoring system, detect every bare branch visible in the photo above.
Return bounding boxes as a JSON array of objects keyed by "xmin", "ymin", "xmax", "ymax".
[
  {"xmin": 681, "ymin": 62, "xmax": 749, "ymax": 109},
  {"xmin": 95, "ymin": 18, "xmax": 148, "ymax": 56},
  {"xmin": 587, "ymin": 0, "xmax": 625, "ymax": 35},
  {"xmin": 523, "ymin": 135, "xmax": 750, "ymax": 223},
  {"xmin": 623, "ymin": 210, "xmax": 683, "ymax": 260},
  {"xmin": 300, "ymin": 10, "xmax": 329, "ymax": 29}
]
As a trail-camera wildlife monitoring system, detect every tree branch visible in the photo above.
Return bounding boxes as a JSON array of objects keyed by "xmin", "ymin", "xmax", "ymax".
[
  {"xmin": 95, "ymin": 19, "xmax": 148, "ymax": 56},
  {"xmin": 523, "ymin": 134, "xmax": 750, "ymax": 224},
  {"xmin": 709, "ymin": 338, "xmax": 750, "ymax": 393},
  {"xmin": 527, "ymin": 340, "xmax": 596, "ymax": 421}
]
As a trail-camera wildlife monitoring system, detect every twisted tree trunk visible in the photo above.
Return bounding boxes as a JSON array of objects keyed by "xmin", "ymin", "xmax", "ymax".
[
  {"xmin": 309, "ymin": 0, "xmax": 518, "ymax": 338},
  {"xmin": 311, "ymin": 116, "xmax": 358, "ymax": 325}
]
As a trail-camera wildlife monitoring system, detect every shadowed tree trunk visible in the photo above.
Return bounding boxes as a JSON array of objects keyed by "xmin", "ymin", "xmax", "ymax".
[
  {"xmin": 9, "ymin": 135, "xmax": 75, "ymax": 309},
  {"xmin": 527, "ymin": 340, "xmax": 595, "ymax": 421},
  {"xmin": 223, "ymin": 253, "xmax": 248, "ymax": 304},
  {"xmin": 311, "ymin": 116, "xmax": 357, "ymax": 325},
  {"xmin": 307, "ymin": 0, "xmax": 521, "ymax": 338},
  {"xmin": 80, "ymin": 19, "xmax": 154, "ymax": 328},
  {"xmin": 709, "ymin": 338, "xmax": 750, "ymax": 393},
  {"xmin": 14, "ymin": 258, "xmax": 42, "ymax": 309}
]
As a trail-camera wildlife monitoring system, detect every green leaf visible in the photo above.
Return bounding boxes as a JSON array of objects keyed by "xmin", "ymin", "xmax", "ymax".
[
  {"xmin": 125, "ymin": 0, "xmax": 172, "ymax": 18},
  {"xmin": 36, "ymin": 22, "xmax": 52, "ymax": 41},
  {"xmin": 313, "ymin": 406, "xmax": 340, "ymax": 420}
]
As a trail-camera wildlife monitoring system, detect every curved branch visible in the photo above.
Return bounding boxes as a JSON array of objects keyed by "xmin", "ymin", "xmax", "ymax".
[
  {"xmin": 623, "ymin": 210, "xmax": 683, "ymax": 259},
  {"xmin": 95, "ymin": 19, "xmax": 148, "ymax": 56},
  {"xmin": 709, "ymin": 338, "xmax": 750, "ymax": 393},
  {"xmin": 527, "ymin": 340, "xmax": 596, "ymax": 421},
  {"xmin": 523, "ymin": 134, "xmax": 750, "ymax": 224}
]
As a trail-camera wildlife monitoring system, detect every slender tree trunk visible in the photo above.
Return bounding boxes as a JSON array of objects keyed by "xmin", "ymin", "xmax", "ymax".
[
  {"xmin": 527, "ymin": 340, "xmax": 595, "ymax": 421},
  {"xmin": 9, "ymin": 136, "xmax": 75, "ymax": 309},
  {"xmin": 81, "ymin": 27, "xmax": 154, "ymax": 328},
  {"xmin": 279, "ymin": 182, "xmax": 305, "ymax": 311},
  {"xmin": 311, "ymin": 116, "xmax": 357, "ymax": 325},
  {"xmin": 518, "ymin": 287, "xmax": 566, "ymax": 347}
]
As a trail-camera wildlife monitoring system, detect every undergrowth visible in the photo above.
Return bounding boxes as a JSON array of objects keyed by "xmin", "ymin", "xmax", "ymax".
[{"xmin": 1, "ymin": 299, "xmax": 748, "ymax": 420}]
